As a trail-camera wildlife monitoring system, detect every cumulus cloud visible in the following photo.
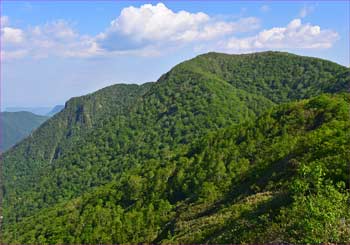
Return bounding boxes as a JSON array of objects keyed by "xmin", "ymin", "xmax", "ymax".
[
  {"xmin": 97, "ymin": 3, "xmax": 260, "ymax": 51},
  {"xmin": 1, "ymin": 16, "xmax": 27, "ymax": 59},
  {"xmin": 26, "ymin": 20, "xmax": 101, "ymax": 58},
  {"xmin": 31, "ymin": 20, "xmax": 77, "ymax": 40},
  {"xmin": 1, "ymin": 18, "xmax": 100, "ymax": 60},
  {"xmin": 2, "ymin": 27, "xmax": 25, "ymax": 44},
  {"xmin": 217, "ymin": 18, "xmax": 338, "ymax": 52},
  {"xmin": 0, "ymin": 4, "xmax": 340, "ymax": 60},
  {"xmin": 1, "ymin": 4, "xmax": 260, "ymax": 60}
]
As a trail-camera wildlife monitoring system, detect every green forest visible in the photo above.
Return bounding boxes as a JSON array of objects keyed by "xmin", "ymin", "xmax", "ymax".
[{"xmin": 1, "ymin": 51, "xmax": 350, "ymax": 243}]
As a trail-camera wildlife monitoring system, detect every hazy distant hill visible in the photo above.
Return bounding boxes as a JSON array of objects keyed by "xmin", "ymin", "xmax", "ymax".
[
  {"xmin": 5, "ymin": 105, "xmax": 64, "ymax": 117},
  {"xmin": 0, "ymin": 111, "xmax": 48, "ymax": 152},
  {"xmin": 5, "ymin": 107, "xmax": 53, "ymax": 116},
  {"xmin": 2, "ymin": 51, "xmax": 349, "ymax": 244}
]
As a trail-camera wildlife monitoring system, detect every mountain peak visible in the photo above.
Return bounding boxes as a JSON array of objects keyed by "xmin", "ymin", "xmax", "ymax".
[{"xmin": 2, "ymin": 52, "xmax": 350, "ymax": 244}]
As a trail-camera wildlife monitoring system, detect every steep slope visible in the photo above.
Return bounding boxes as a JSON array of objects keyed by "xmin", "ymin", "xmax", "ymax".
[
  {"xmin": 2, "ymin": 64, "xmax": 273, "ymax": 228},
  {"xmin": 1, "ymin": 83, "xmax": 153, "ymax": 223},
  {"xmin": 163, "ymin": 93, "xmax": 350, "ymax": 243},
  {"xmin": 1, "ymin": 52, "xmax": 349, "ymax": 243},
  {"xmin": 0, "ymin": 111, "xmax": 48, "ymax": 152},
  {"xmin": 3, "ymin": 93, "xmax": 349, "ymax": 244}
]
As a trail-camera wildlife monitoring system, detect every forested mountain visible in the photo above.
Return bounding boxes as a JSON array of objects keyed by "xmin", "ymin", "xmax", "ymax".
[
  {"xmin": 0, "ymin": 111, "xmax": 48, "ymax": 152},
  {"xmin": 1, "ymin": 51, "xmax": 349, "ymax": 243}
]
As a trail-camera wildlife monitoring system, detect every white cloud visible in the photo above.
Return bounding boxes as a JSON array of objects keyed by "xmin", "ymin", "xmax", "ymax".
[
  {"xmin": 299, "ymin": 5, "xmax": 314, "ymax": 18},
  {"xmin": 97, "ymin": 3, "xmax": 260, "ymax": 51},
  {"xmin": 1, "ymin": 19, "xmax": 100, "ymax": 60},
  {"xmin": 0, "ymin": 4, "xmax": 340, "ymax": 60},
  {"xmin": 26, "ymin": 20, "xmax": 101, "ymax": 58},
  {"xmin": 32, "ymin": 20, "xmax": 77, "ymax": 40},
  {"xmin": 2, "ymin": 26, "xmax": 25, "ymax": 44},
  {"xmin": 1, "ymin": 4, "xmax": 260, "ymax": 60},
  {"xmin": 217, "ymin": 18, "xmax": 338, "ymax": 52}
]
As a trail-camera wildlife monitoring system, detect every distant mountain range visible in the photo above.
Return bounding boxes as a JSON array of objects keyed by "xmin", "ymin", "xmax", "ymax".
[
  {"xmin": 5, "ymin": 105, "xmax": 64, "ymax": 116},
  {"xmin": 1, "ymin": 52, "xmax": 349, "ymax": 243},
  {"xmin": 5, "ymin": 107, "xmax": 53, "ymax": 116}
]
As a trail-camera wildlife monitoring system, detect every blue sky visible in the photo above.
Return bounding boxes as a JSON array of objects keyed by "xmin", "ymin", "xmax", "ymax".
[{"xmin": 1, "ymin": 1, "xmax": 349, "ymax": 109}]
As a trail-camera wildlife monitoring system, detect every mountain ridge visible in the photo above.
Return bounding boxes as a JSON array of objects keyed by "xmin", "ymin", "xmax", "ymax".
[{"xmin": 1, "ymin": 51, "xmax": 350, "ymax": 243}]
